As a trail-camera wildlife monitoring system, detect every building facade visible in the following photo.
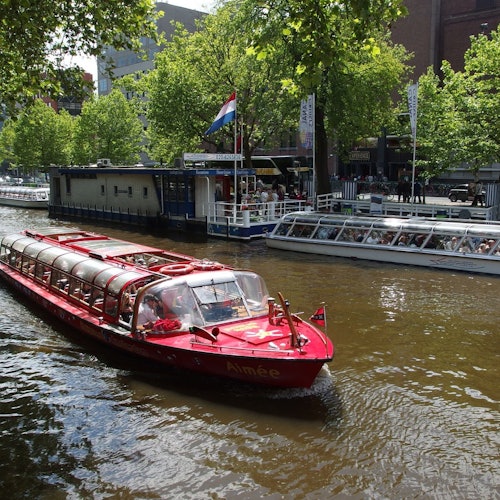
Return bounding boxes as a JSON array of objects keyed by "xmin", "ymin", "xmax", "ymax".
[
  {"xmin": 392, "ymin": 0, "xmax": 500, "ymax": 80},
  {"xmin": 97, "ymin": 3, "xmax": 204, "ymax": 97}
]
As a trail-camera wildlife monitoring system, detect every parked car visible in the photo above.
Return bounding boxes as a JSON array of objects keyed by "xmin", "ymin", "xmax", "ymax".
[{"xmin": 448, "ymin": 183, "xmax": 485, "ymax": 202}]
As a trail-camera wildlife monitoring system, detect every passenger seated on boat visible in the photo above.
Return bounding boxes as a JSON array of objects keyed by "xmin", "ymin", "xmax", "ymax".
[
  {"xmin": 137, "ymin": 294, "xmax": 160, "ymax": 329},
  {"xmin": 424, "ymin": 236, "xmax": 438, "ymax": 249},
  {"xmin": 314, "ymin": 227, "xmax": 331, "ymax": 240},
  {"xmin": 365, "ymin": 232, "xmax": 379, "ymax": 244},
  {"xmin": 413, "ymin": 234, "xmax": 426, "ymax": 248},
  {"xmin": 442, "ymin": 236, "xmax": 458, "ymax": 251},
  {"xmin": 475, "ymin": 242, "xmax": 489, "ymax": 254},
  {"xmin": 397, "ymin": 234, "xmax": 408, "ymax": 246},
  {"xmin": 380, "ymin": 232, "xmax": 395, "ymax": 245},
  {"xmin": 120, "ymin": 293, "xmax": 134, "ymax": 323}
]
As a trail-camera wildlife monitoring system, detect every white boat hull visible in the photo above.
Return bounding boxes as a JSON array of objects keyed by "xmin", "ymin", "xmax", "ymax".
[
  {"xmin": 266, "ymin": 212, "xmax": 500, "ymax": 275},
  {"xmin": 266, "ymin": 237, "xmax": 499, "ymax": 274}
]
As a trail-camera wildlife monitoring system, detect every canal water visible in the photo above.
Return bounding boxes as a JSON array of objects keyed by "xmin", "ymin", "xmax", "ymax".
[{"xmin": 0, "ymin": 207, "xmax": 498, "ymax": 499}]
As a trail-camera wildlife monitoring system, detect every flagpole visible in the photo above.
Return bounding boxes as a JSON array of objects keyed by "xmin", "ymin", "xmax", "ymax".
[
  {"xmin": 323, "ymin": 302, "xmax": 327, "ymax": 334},
  {"xmin": 233, "ymin": 91, "xmax": 237, "ymax": 218},
  {"xmin": 312, "ymin": 93, "xmax": 316, "ymax": 205}
]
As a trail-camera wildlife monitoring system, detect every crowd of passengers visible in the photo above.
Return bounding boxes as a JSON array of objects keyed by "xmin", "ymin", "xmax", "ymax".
[{"xmin": 280, "ymin": 223, "xmax": 500, "ymax": 255}]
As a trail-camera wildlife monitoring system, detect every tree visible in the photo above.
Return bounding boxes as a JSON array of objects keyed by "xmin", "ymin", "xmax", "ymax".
[
  {"xmin": 415, "ymin": 28, "xmax": 500, "ymax": 179},
  {"xmin": 242, "ymin": 0, "xmax": 408, "ymax": 194},
  {"xmin": 0, "ymin": 100, "xmax": 74, "ymax": 171},
  {"xmin": 72, "ymin": 89, "xmax": 144, "ymax": 165},
  {"xmin": 143, "ymin": 3, "xmax": 299, "ymax": 166},
  {"xmin": 0, "ymin": 0, "xmax": 159, "ymax": 115}
]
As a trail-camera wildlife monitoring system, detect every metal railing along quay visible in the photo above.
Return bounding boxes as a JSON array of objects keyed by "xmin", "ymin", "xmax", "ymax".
[{"xmin": 316, "ymin": 192, "xmax": 498, "ymax": 221}]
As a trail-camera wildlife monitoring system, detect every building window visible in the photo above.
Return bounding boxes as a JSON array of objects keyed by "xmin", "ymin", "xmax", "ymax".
[
  {"xmin": 114, "ymin": 186, "xmax": 118, "ymax": 196},
  {"xmin": 65, "ymin": 177, "xmax": 71, "ymax": 195},
  {"xmin": 128, "ymin": 186, "xmax": 133, "ymax": 197},
  {"xmin": 98, "ymin": 79, "xmax": 109, "ymax": 94},
  {"xmin": 143, "ymin": 187, "xmax": 148, "ymax": 198},
  {"xmin": 476, "ymin": 0, "xmax": 494, "ymax": 10},
  {"xmin": 100, "ymin": 185, "xmax": 105, "ymax": 195}
]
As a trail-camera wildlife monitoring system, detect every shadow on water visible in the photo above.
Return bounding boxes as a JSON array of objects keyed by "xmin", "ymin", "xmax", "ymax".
[{"xmin": 5, "ymin": 286, "xmax": 343, "ymax": 426}]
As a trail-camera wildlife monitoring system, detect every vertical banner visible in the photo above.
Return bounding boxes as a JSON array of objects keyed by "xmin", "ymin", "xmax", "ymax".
[
  {"xmin": 408, "ymin": 82, "xmax": 418, "ymax": 213},
  {"xmin": 299, "ymin": 95, "xmax": 314, "ymax": 149},
  {"xmin": 407, "ymin": 83, "xmax": 418, "ymax": 139}
]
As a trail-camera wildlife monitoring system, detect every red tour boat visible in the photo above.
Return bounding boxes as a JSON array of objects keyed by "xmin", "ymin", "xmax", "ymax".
[{"xmin": 0, "ymin": 228, "xmax": 334, "ymax": 387}]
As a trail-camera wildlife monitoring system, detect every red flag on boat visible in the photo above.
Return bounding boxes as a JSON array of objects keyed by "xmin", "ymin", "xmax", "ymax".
[{"xmin": 310, "ymin": 306, "xmax": 325, "ymax": 326}]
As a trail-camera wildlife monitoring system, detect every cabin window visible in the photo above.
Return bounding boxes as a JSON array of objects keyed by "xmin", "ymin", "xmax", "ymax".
[
  {"xmin": 0, "ymin": 245, "xmax": 11, "ymax": 264},
  {"xmin": 20, "ymin": 258, "xmax": 36, "ymax": 275},
  {"xmin": 90, "ymin": 290, "xmax": 105, "ymax": 311},
  {"xmin": 104, "ymin": 294, "xmax": 119, "ymax": 317},
  {"xmin": 275, "ymin": 223, "xmax": 291, "ymax": 236},
  {"xmin": 34, "ymin": 263, "xmax": 51, "ymax": 283},
  {"xmin": 68, "ymin": 278, "xmax": 85, "ymax": 300},
  {"xmin": 290, "ymin": 224, "xmax": 314, "ymax": 238},
  {"xmin": 313, "ymin": 226, "xmax": 339, "ymax": 240},
  {"xmin": 128, "ymin": 186, "xmax": 133, "ymax": 197},
  {"xmin": 337, "ymin": 227, "xmax": 365, "ymax": 243},
  {"xmin": 50, "ymin": 270, "xmax": 69, "ymax": 292},
  {"xmin": 100, "ymin": 185, "xmax": 105, "ymax": 195},
  {"xmin": 143, "ymin": 187, "xmax": 148, "ymax": 198},
  {"xmin": 114, "ymin": 186, "xmax": 118, "ymax": 196},
  {"xmin": 437, "ymin": 235, "xmax": 460, "ymax": 252},
  {"xmin": 369, "ymin": 231, "xmax": 395, "ymax": 245},
  {"xmin": 473, "ymin": 238, "xmax": 499, "ymax": 254}
]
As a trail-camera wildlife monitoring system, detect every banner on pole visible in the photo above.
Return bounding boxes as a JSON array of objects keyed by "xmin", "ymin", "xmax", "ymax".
[
  {"xmin": 299, "ymin": 95, "xmax": 314, "ymax": 149},
  {"xmin": 407, "ymin": 83, "xmax": 418, "ymax": 139}
]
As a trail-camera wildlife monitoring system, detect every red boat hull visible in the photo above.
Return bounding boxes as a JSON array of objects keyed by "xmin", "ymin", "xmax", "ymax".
[{"xmin": 1, "ymin": 268, "xmax": 329, "ymax": 388}]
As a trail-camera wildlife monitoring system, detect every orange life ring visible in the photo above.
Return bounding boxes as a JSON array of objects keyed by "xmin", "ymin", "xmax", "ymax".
[
  {"xmin": 192, "ymin": 260, "xmax": 223, "ymax": 271},
  {"xmin": 160, "ymin": 263, "xmax": 194, "ymax": 276}
]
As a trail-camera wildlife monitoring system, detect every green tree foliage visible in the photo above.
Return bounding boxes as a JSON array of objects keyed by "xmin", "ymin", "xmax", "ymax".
[
  {"xmin": 324, "ymin": 36, "xmax": 411, "ymax": 160},
  {"xmin": 0, "ymin": 0, "xmax": 159, "ymax": 115},
  {"xmin": 241, "ymin": 0, "xmax": 408, "ymax": 193},
  {"xmin": 72, "ymin": 89, "xmax": 144, "ymax": 165},
  {"xmin": 0, "ymin": 100, "xmax": 74, "ymax": 171},
  {"xmin": 144, "ymin": 0, "xmax": 409, "ymax": 183},
  {"xmin": 416, "ymin": 28, "xmax": 500, "ymax": 178},
  {"xmin": 144, "ymin": 3, "xmax": 299, "ymax": 166}
]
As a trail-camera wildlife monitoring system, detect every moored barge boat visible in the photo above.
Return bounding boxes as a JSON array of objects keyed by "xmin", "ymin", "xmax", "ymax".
[
  {"xmin": 0, "ymin": 227, "xmax": 334, "ymax": 388},
  {"xmin": 0, "ymin": 185, "xmax": 50, "ymax": 209},
  {"xmin": 266, "ymin": 212, "xmax": 500, "ymax": 275}
]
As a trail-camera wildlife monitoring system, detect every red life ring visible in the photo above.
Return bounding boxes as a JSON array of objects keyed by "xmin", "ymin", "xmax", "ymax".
[
  {"xmin": 160, "ymin": 263, "xmax": 194, "ymax": 276},
  {"xmin": 192, "ymin": 260, "xmax": 223, "ymax": 271}
]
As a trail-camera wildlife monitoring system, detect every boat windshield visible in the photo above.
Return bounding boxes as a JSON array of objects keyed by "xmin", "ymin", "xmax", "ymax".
[{"xmin": 139, "ymin": 270, "xmax": 270, "ymax": 327}]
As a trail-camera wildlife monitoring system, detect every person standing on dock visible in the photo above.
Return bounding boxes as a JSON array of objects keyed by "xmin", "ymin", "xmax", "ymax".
[
  {"xmin": 472, "ymin": 180, "xmax": 484, "ymax": 207},
  {"xmin": 413, "ymin": 181, "xmax": 422, "ymax": 203}
]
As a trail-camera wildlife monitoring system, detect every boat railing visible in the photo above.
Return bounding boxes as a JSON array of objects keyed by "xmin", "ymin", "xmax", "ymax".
[
  {"xmin": 316, "ymin": 193, "xmax": 498, "ymax": 221},
  {"xmin": 189, "ymin": 338, "xmax": 296, "ymax": 355},
  {"xmin": 207, "ymin": 199, "xmax": 313, "ymax": 226}
]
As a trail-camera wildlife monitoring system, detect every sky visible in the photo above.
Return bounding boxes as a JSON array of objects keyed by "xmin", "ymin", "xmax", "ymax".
[
  {"xmin": 76, "ymin": 1, "xmax": 215, "ymax": 79},
  {"xmin": 168, "ymin": 0, "xmax": 214, "ymax": 12}
]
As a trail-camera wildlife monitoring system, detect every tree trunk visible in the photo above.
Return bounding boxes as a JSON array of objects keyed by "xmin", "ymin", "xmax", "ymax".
[{"xmin": 315, "ymin": 106, "xmax": 331, "ymax": 195}]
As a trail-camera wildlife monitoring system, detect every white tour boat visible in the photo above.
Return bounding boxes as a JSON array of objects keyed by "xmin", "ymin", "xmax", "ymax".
[
  {"xmin": 266, "ymin": 212, "xmax": 500, "ymax": 275},
  {"xmin": 0, "ymin": 185, "xmax": 50, "ymax": 209}
]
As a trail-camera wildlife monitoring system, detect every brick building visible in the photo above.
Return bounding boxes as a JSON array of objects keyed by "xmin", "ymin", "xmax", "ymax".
[{"xmin": 392, "ymin": 0, "xmax": 500, "ymax": 80}]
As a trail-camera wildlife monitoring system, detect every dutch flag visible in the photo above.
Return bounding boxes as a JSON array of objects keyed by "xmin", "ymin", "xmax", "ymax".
[{"xmin": 205, "ymin": 92, "xmax": 236, "ymax": 135}]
